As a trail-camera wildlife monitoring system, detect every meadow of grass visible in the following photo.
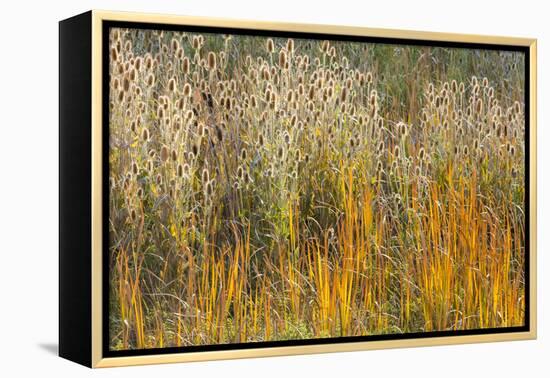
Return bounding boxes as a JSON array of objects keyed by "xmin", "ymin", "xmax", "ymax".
[{"xmin": 107, "ymin": 27, "xmax": 526, "ymax": 350}]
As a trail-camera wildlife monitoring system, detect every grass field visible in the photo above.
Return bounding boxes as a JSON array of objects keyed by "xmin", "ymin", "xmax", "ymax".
[{"xmin": 107, "ymin": 27, "xmax": 526, "ymax": 350}]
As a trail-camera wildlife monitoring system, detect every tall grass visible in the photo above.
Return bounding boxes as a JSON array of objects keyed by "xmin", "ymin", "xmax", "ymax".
[{"xmin": 107, "ymin": 28, "xmax": 525, "ymax": 350}]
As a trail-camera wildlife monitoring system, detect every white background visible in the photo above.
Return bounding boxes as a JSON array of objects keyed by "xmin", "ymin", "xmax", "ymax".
[{"xmin": 0, "ymin": 0, "xmax": 547, "ymax": 376}]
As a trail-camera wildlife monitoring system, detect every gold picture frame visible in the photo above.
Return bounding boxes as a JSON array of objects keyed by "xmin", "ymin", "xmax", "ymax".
[{"xmin": 59, "ymin": 10, "xmax": 537, "ymax": 368}]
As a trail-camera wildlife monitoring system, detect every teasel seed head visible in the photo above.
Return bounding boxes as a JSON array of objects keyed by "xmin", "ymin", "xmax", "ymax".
[
  {"xmin": 237, "ymin": 165, "xmax": 245, "ymax": 181},
  {"xmin": 262, "ymin": 67, "xmax": 271, "ymax": 81},
  {"xmin": 123, "ymin": 39, "xmax": 132, "ymax": 52},
  {"xmin": 169, "ymin": 38, "xmax": 179, "ymax": 52},
  {"xmin": 394, "ymin": 145, "xmax": 401, "ymax": 158},
  {"xmin": 168, "ymin": 77, "xmax": 177, "ymax": 93},
  {"xmin": 207, "ymin": 51, "xmax": 217, "ymax": 70},
  {"xmin": 179, "ymin": 83, "xmax": 191, "ymax": 99},
  {"xmin": 210, "ymin": 125, "xmax": 221, "ymax": 143},
  {"xmin": 427, "ymin": 82, "xmax": 434, "ymax": 95},
  {"xmin": 144, "ymin": 54, "xmax": 153, "ymax": 70},
  {"xmin": 306, "ymin": 85, "xmax": 315, "ymax": 101},
  {"xmin": 131, "ymin": 161, "xmax": 139, "ymax": 176},
  {"xmin": 269, "ymin": 92, "xmax": 277, "ymax": 110},
  {"xmin": 129, "ymin": 67, "xmax": 138, "ymax": 81},
  {"xmin": 419, "ymin": 147, "xmax": 425, "ymax": 160},
  {"xmin": 112, "ymin": 77, "xmax": 120, "ymax": 92},
  {"xmin": 514, "ymin": 101, "xmax": 521, "ymax": 115},
  {"xmin": 122, "ymin": 76, "xmax": 131, "ymax": 93},
  {"xmin": 250, "ymin": 94, "xmax": 258, "ymax": 108},
  {"xmin": 377, "ymin": 141, "xmax": 385, "ymax": 154},
  {"xmin": 177, "ymin": 163, "xmax": 184, "ymax": 178},
  {"xmin": 340, "ymin": 86, "xmax": 348, "ymax": 103},
  {"xmin": 266, "ymin": 38, "xmax": 275, "ymax": 54},
  {"xmin": 287, "ymin": 90, "xmax": 295, "ymax": 103},
  {"xmin": 192, "ymin": 36, "xmax": 201, "ymax": 50},
  {"xmin": 110, "ymin": 47, "xmax": 119, "ymax": 62},
  {"xmin": 155, "ymin": 173, "xmax": 162, "ymax": 185},
  {"xmin": 345, "ymin": 77, "xmax": 353, "ymax": 90},
  {"xmin": 366, "ymin": 71, "xmax": 373, "ymax": 84},
  {"xmin": 182, "ymin": 163, "xmax": 190, "ymax": 177},
  {"xmin": 201, "ymin": 168, "xmax": 209, "ymax": 184},
  {"xmin": 377, "ymin": 117, "xmax": 384, "ymax": 131},
  {"xmin": 290, "ymin": 114, "xmax": 298, "ymax": 128},
  {"xmin": 476, "ymin": 98, "xmax": 483, "ymax": 114},
  {"xmin": 376, "ymin": 160, "xmax": 383, "ymax": 174},
  {"xmin": 146, "ymin": 159, "xmax": 153, "ymax": 173},
  {"xmin": 279, "ymin": 49, "xmax": 287, "ymax": 68},
  {"xmin": 358, "ymin": 73, "xmax": 365, "ymax": 86},
  {"xmin": 421, "ymin": 111, "xmax": 429, "ymax": 123},
  {"xmin": 175, "ymin": 46, "xmax": 184, "ymax": 60},
  {"xmin": 136, "ymin": 187, "xmax": 143, "ymax": 198},
  {"xmin": 320, "ymin": 40, "xmax": 330, "ymax": 53},
  {"xmin": 146, "ymin": 73, "xmax": 155, "ymax": 88},
  {"xmin": 286, "ymin": 38, "xmax": 295, "ymax": 53},
  {"xmin": 370, "ymin": 89, "xmax": 378, "ymax": 104},
  {"xmin": 280, "ymin": 130, "xmax": 290, "ymax": 145},
  {"xmin": 245, "ymin": 171, "xmax": 252, "ymax": 184},
  {"xmin": 141, "ymin": 127, "xmax": 150, "ymax": 142},
  {"xmin": 160, "ymin": 145, "xmax": 169, "ymax": 163},
  {"xmin": 205, "ymin": 180, "xmax": 214, "ymax": 197},
  {"xmin": 277, "ymin": 145, "xmax": 284, "ymax": 160},
  {"xmin": 451, "ymin": 80, "xmax": 458, "ymax": 93},
  {"xmin": 182, "ymin": 57, "xmax": 190, "ymax": 75},
  {"xmin": 398, "ymin": 122, "xmax": 408, "ymax": 137},
  {"xmin": 157, "ymin": 105, "xmax": 165, "ymax": 120}
]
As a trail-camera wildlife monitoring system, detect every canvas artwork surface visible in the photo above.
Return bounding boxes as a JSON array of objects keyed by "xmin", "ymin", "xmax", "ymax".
[{"xmin": 107, "ymin": 26, "xmax": 526, "ymax": 352}]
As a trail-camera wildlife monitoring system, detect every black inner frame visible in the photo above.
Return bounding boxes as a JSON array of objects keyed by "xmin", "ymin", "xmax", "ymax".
[{"xmin": 102, "ymin": 20, "xmax": 531, "ymax": 358}]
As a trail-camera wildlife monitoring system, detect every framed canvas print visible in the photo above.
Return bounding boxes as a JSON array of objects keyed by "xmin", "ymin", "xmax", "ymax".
[{"xmin": 59, "ymin": 10, "xmax": 537, "ymax": 368}]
